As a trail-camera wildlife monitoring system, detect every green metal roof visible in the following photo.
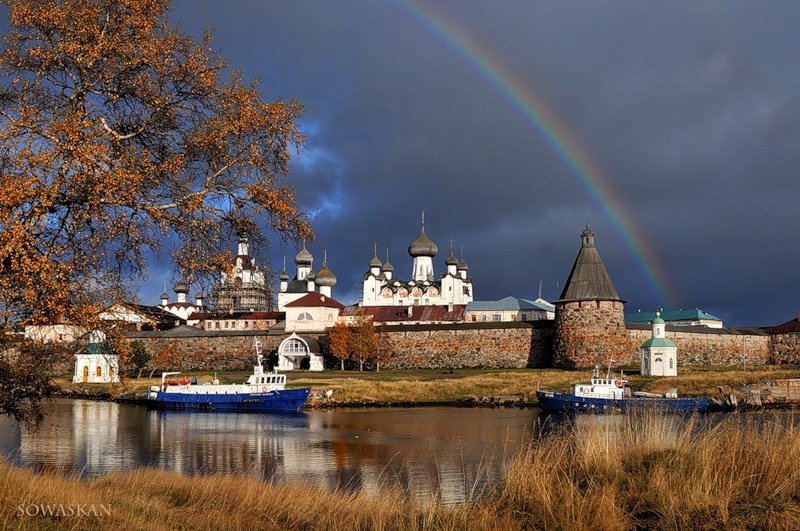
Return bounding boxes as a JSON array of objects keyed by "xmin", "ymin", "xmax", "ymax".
[
  {"xmin": 625, "ymin": 308, "xmax": 722, "ymax": 324},
  {"xmin": 641, "ymin": 337, "xmax": 677, "ymax": 348}
]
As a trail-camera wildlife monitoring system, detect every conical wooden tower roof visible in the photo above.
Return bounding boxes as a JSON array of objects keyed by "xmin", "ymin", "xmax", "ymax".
[{"xmin": 557, "ymin": 227, "xmax": 624, "ymax": 303}]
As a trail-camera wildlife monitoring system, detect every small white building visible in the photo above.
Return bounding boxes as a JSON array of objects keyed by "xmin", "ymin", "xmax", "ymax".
[
  {"xmin": 640, "ymin": 312, "xmax": 678, "ymax": 376},
  {"xmin": 73, "ymin": 335, "xmax": 119, "ymax": 384},
  {"xmin": 277, "ymin": 332, "xmax": 324, "ymax": 371}
]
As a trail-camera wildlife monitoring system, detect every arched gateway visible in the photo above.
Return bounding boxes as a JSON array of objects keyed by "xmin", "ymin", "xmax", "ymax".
[{"xmin": 277, "ymin": 332, "xmax": 323, "ymax": 371}]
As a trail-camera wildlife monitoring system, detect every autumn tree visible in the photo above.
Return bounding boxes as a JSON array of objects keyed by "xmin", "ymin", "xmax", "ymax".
[
  {"xmin": 350, "ymin": 314, "xmax": 376, "ymax": 372},
  {"xmin": 0, "ymin": 340, "xmax": 60, "ymax": 426},
  {"xmin": 373, "ymin": 324, "xmax": 390, "ymax": 372},
  {"xmin": 130, "ymin": 340, "xmax": 150, "ymax": 379},
  {"xmin": 148, "ymin": 344, "xmax": 179, "ymax": 378},
  {"xmin": 327, "ymin": 321, "xmax": 351, "ymax": 371},
  {"xmin": 0, "ymin": 0, "xmax": 312, "ymax": 423}
]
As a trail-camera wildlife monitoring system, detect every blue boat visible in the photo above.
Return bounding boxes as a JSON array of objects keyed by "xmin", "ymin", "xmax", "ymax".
[
  {"xmin": 147, "ymin": 340, "xmax": 311, "ymax": 412},
  {"xmin": 536, "ymin": 365, "xmax": 709, "ymax": 413}
]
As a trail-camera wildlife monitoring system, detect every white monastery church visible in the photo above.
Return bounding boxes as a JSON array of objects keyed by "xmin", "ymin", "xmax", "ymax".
[{"xmin": 362, "ymin": 214, "xmax": 473, "ymax": 307}]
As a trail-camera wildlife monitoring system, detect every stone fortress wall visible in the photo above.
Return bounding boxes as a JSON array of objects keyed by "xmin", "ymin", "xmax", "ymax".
[
  {"xmin": 127, "ymin": 331, "xmax": 287, "ymax": 372},
  {"xmin": 378, "ymin": 321, "xmax": 554, "ymax": 369},
  {"xmin": 124, "ymin": 323, "xmax": 798, "ymax": 372}
]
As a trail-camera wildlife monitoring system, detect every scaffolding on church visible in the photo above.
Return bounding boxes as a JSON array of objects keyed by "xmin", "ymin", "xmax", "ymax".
[{"xmin": 211, "ymin": 281, "xmax": 273, "ymax": 312}]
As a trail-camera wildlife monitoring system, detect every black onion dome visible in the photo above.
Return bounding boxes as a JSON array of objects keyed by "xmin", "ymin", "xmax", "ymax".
[
  {"xmin": 408, "ymin": 230, "xmax": 438, "ymax": 257},
  {"xmin": 279, "ymin": 270, "xmax": 289, "ymax": 281},
  {"xmin": 381, "ymin": 259, "xmax": 394, "ymax": 272},
  {"xmin": 173, "ymin": 281, "xmax": 189, "ymax": 294},
  {"xmin": 445, "ymin": 252, "xmax": 458, "ymax": 266},
  {"xmin": 160, "ymin": 291, "xmax": 169, "ymax": 300},
  {"xmin": 369, "ymin": 254, "xmax": 382, "ymax": 268}
]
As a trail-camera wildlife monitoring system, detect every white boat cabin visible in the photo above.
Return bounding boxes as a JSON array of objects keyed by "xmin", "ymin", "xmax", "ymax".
[{"xmin": 571, "ymin": 366, "xmax": 628, "ymax": 399}]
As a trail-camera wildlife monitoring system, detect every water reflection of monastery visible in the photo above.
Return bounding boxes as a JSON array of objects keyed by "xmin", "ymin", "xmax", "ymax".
[
  {"xmin": 14, "ymin": 400, "xmax": 128, "ymax": 472},
  {"xmin": 5, "ymin": 400, "xmax": 529, "ymax": 505}
]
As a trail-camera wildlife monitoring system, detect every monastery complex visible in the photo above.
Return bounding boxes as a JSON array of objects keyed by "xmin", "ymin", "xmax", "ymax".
[{"xmin": 28, "ymin": 217, "xmax": 800, "ymax": 376}]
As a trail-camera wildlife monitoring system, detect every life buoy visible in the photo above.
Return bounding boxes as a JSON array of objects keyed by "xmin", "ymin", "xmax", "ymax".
[
  {"xmin": 261, "ymin": 386, "xmax": 267, "ymax": 392},
  {"xmin": 615, "ymin": 380, "xmax": 623, "ymax": 388}
]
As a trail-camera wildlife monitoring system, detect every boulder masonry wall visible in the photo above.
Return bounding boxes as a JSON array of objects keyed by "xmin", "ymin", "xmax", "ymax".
[
  {"xmin": 379, "ymin": 321, "xmax": 554, "ymax": 369},
  {"xmin": 117, "ymin": 324, "xmax": 797, "ymax": 373}
]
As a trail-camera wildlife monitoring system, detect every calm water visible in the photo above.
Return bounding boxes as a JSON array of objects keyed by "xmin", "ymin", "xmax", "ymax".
[
  {"xmin": 0, "ymin": 399, "xmax": 545, "ymax": 504},
  {"xmin": 2, "ymin": 399, "xmax": 798, "ymax": 505}
]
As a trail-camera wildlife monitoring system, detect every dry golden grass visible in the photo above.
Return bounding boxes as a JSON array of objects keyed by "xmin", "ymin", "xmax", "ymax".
[
  {"xmin": 4, "ymin": 412, "xmax": 800, "ymax": 529},
  {"xmin": 0, "ymin": 461, "xmax": 500, "ymax": 530},
  {"xmin": 296, "ymin": 366, "xmax": 800, "ymax": 405},
  {"xmin": 491, "ymin": 412, "xmax": 800, "ymax": 530}
]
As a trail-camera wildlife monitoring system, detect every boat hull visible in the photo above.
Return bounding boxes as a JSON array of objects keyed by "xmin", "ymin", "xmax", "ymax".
[
  {"xmin": 536, "ymin": 390, "xmax": 709, "ymax": 413},
  {"xmin": 147, "ymin": 387, "xmax": 311, "ymax": 412}
]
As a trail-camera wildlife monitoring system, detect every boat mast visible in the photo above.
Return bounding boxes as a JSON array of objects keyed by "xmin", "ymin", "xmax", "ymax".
[{"xmin": 254, "ymin": 338, "xmax": 263, "ymax": 366}]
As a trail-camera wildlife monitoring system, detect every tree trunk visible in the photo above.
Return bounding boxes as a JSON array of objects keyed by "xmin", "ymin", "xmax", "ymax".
[
  {"xmin": 359, "ymin": 360, "xmax": 364, "ymax": 371},
  {"xmin": 149, "ymin": 367, "xmax": 157, "ymax": 378},
  {"xmin": 340, "ymin": 360, "xmax": 344, "ymax": 371},
  {"xmin": 137, "ymin": 368, "xmax": 143, "ymax": 380},
  {"xmin": 376, "ymin": 362, "xmax": 380, "ymax": 372}
]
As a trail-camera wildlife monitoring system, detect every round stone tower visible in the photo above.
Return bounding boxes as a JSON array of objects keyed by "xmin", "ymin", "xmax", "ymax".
[{"xmin": 553, "ymin": 227, "xmax": 628, "ymax": 368}]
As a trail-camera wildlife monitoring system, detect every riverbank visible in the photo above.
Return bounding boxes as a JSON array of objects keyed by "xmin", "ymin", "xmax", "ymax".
[
  {"xmin": 4, "ymin": 411, "xmax": 800, "ymax": 529},
  {"xmin": 53, "ymin": 365, "xmax": 800, "ymax": 408}
]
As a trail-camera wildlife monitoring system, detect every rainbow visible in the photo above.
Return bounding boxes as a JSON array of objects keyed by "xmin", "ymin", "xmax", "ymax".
[{"xmin": 390, "ymin": 0, "xmax": 673, "ymax": 307}]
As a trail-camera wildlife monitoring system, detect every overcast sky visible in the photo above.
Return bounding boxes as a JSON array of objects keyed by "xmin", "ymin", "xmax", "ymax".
[{"xmin": 139, "ymin": 1, "xmax": 800, "ymax": 327}]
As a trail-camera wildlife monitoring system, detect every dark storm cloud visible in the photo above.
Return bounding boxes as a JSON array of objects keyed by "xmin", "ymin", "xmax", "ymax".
[{"xmin": 145, "ymin": 0, "xmax": 800, "ymax": 326}]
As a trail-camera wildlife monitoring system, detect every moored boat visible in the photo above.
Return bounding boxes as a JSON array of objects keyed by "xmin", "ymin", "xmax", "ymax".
[
  {"xmin": 536, "ymin": 365, "xmax": 709, "ymax": 413},
  {"xmin": 147, "ymin": 340, "xmax": 311, "ymax": 412}
]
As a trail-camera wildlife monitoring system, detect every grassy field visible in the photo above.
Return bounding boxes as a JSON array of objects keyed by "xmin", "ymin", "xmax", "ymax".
[
  {"xmin": 4, "ymin": 412, "xmax": 800, "ymax": 529},
  {"xmin": 53, "ymin": 365, "xmax": 800, "ymax": 407}
]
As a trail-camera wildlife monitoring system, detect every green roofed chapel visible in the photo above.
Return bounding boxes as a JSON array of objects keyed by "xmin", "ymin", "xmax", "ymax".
[
  {"xmin": 553, "ymin": 227, "xmax": 629, "ymax": 368},
  {"xmin": 640, "ymin": 311, "xmax": 678, "ymax": 376}
]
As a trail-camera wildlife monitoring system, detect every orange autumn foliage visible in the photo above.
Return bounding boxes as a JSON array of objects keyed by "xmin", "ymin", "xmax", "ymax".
[
  {"xmin": 0, "ymin": 0, "xmax": 313, "ymax": 421},
  {"xmin": 0, "ymin": 0, "xmax": 313, "ymax": 330}
]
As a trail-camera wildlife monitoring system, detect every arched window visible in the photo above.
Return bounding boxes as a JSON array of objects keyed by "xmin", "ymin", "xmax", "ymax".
[
  {"xmin": 669, "ymin": 358, "xmax": 674, "ymax": 369},
  {"xmin": 298, "ymin": 312, "xmax": 313, "ymax": 321},
  {"xmin": 96, "ymin": 366, "xmax": 102, "ymax": 377},
  {"xmin": 283, "ymin": 339, "xmax": 308, "ymax": 354}
]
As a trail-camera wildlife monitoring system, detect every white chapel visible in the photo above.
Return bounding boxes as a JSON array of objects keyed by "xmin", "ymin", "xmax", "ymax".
[{"xmin": 640, "ymin": 311, "xmax": 678, "ymax": 376}]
